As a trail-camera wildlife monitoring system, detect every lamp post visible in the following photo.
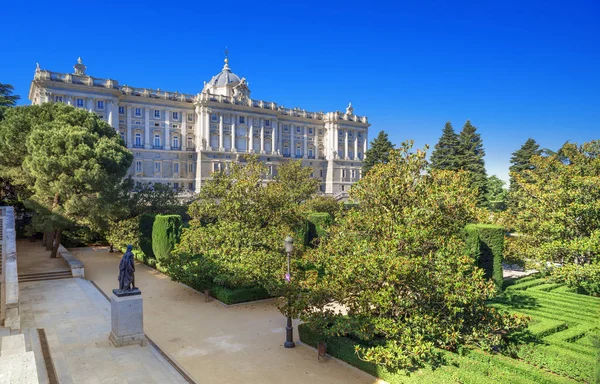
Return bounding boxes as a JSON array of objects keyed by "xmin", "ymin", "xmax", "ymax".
[{"xmin": 284, "ymin": 235, "xmax": 295, "ymax": 348}]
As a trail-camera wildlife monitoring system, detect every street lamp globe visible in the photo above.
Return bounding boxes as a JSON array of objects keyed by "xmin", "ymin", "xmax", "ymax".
[{"xmin": 284, "ymin": 235, "xmax": 294, "ymax": 253}]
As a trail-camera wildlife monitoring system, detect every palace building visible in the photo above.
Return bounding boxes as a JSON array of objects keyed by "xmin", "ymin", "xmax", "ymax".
[{"xmin": 28, "ymin": 55, "xmax": 370, "ymax": 198}]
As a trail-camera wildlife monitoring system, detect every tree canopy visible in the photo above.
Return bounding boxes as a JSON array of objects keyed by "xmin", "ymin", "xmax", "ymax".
[
  {"xmin": 297, "ymin": 141, "xmax": 526, "ymax": 371},
  {"xmin": 457, "ymin": 120, "xmax": 488, "ymax": 206},
  {"xmin": 362, "ymin": 130, "xmax": 395, "ymax": 175},
  {"xmin": 508, "ymin": 138, "xmax": 542, "ymax": 209},
  {"xmin": 0, "ymin": 83, "xmax": 19, "ymax": 107},
  {"xmin": 430, "ymin": 121, "xmax": 460, "ymax": 170},
  {"xmin": 485, "ymin": 175, "xmax": 508, "ymax": 211},
  {"xmin": 510, "ymin": 141, "xmax": 600, "ymax": 265}
]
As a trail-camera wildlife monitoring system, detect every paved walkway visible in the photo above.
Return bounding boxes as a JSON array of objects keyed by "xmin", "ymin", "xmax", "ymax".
[
  {"xmin": 19, "ymin": 278, "xmax": 188, "ymax": 384},
  {"xmin": 72, "ymin": 246, "xmax": 381, "ymax": 384},
  {"xmin": 17, "ymin": 239, "xmax": 70, "ymax": 275}
]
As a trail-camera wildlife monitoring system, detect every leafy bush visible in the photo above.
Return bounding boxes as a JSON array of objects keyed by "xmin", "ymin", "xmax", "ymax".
[
  {"xmin": 550, "ymin": 263, "xmax": 600, "ymax": 296},
  {"xmin": 139, "ymin": 213, "xmax": 156, "ymax": 259},
  {"xmin": 465, "ymin": 224, "xmax": 505, "ymax": 290},
  {"xmin": 107, "ymin": 217, "xmax": 140, "ymax": 250},
  {"xmin": 210, "ymin": 285, "xmax": 270, "ymax": 305},
  {"xmin": 151, "ymin": 214, "xmax": 182, "ymax": 261}
]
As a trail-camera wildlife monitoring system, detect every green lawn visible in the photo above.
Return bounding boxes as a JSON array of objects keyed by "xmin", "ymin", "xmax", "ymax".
[{"xmin": 299, "ymin": 275, "xmax": 600, "ymax": 383}]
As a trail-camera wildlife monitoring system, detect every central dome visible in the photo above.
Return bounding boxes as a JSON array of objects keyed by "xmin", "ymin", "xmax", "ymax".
[
  {"xmin": 208, "ymin": 62, "xmax": 241, "ymax": 87},
  {"xmin": 203, "ymin": 54, "xmax": 250, "ymax": 97}
]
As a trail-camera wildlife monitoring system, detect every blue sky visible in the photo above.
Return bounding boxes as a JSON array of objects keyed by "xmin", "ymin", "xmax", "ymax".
[{"xmin": 2, "ymin": 0, "xmax": 599, "ymax": 182}]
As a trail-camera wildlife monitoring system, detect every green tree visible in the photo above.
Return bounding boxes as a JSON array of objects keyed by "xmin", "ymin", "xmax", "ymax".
[
  {"xmin": 22, "ymin": 103, "xmax": 132, "ymax": 257},
  {"xmin": 297, "ymin": 142, "xmax": 527, "ymax": 371},
  {"xmin": 508, "ymin": 138, "xmax": 541, "ymax": 208},
  {"xmin": 485, "ymin": 175, "xmax": 508, "ymax": 211},
  {"xmin": 458, "ymin": 120, "xmax": 488, "ymax": 206},
  {"xmin": 170, "ymin": 156, "xmax": 317, "ymax": 291},
  {"xmin": 0, "ymin": 83, "xmax": 19, "ymax": 107},
  {"xmin": 362, "ymin": 130, "xmax": 395, "ymax": 175},
  {"xmin": 430, "ymin": 121, "xmax": 460, "ymax": 170},
  {"xmin": 152, "ymin": 215, "xmax": 182, "ymax": 261},
  {"xmin": 511, "ymin": 141, "xmax": 600, "ymax": 265}
]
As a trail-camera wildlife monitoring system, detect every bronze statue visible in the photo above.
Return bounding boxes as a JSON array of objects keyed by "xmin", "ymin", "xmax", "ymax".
[{"xmin": 118, "ymin": 245, "xmax": 136, "ymax": 292}]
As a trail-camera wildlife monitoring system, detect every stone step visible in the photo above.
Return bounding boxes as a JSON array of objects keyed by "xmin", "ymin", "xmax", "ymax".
[
  {"xmin": 23, "ymin": 328, "xmax": 48, "ymax": 384},
  {"xmin": 19, "ymin": 271, "xmax": 72, "ymax": 283},
  {"xmin": 1, "ymin": 333, "xmax": 26, "ymax": 356},
  {"xmin": 0, "ymin": 350, "xmax": 39, "ymax": 384},
  {"xmin": 0, "ymin": 327, "xmax": 10, "ymax": 338}
]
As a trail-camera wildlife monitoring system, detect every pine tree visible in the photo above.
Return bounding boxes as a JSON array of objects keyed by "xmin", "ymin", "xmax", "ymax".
[
  {"xmin": 0, "ymin": 83, "xmax": 20, "ymax": 107},
  {"xmin": 362, "ymin": 130, "xmax": 395, "ymax": 175},
  {"xmin": 457, "ymin": 120, "xmax": 488, "ymax": 206},
  {"xmin": 430, "ymin": 121, "xmax": 460, "ymax": 170},
  {"xmin": 508, "ymin": 138, "xmax": 541, "ymax": 208}
]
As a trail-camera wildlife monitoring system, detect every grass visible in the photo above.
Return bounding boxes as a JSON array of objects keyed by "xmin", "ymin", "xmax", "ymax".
[{"xmin": 300, "ymin": 275, "xmax": 600, "ymax": 383}]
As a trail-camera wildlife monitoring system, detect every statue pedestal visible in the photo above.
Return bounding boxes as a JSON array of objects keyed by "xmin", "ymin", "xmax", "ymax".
[{"xmin": 109, "ymin": 289, "xmax": 146, "ymax": 347}]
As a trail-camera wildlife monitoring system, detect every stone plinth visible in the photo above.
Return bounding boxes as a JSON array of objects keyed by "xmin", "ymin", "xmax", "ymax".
[{"xmin": 109, "ymin": 290, "xmax": 146, "ymax": 347}]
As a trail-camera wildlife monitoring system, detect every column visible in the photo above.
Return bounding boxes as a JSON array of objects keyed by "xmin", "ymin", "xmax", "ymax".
[
  {"xmin": 354, "ymin": 131, "xmax": 359, "ymax": 160},
  {"xmin": 126, "ymin": 106, "xmax": 132, "ymax": 148},
  {"xmin": 181, "ymin": 112, "xmax": 187, "ymax": 151},
  {"xmin": 195, "ymin": 106, "xmax": 202, "ymax": 150},
  {"xmin": 165, "ymin": 109, "xmax": 171, "ymax": 150},
  {"xmin": 344, "ymin": 130, "xmax": 349, "ymax": 160},
  {"xmin": 334, "ymin": 125, "xmax": 339, "ymax": 158},
  {"xmin": 218, "ymin": 113, "xmax": 224, "ymax": 151},
  {"xmin": 248, "ymin": 117, "xmax": 254, "ymax": 153},
  {"xmin": 315, "ymin": 141, "xmax": 319, "ymax": 160},
  {"xmin": 272, "ymin": 121, "xmax": 278, "ymax": 154},
  {"xmin": 204, "ymin": 110, "xmax": 210, "ymax": 150},
  {"xmin": 144, "ymin": 108, "xmax": 150, "ymax": 149},
  {"xmin": 303, "ymin": 126, "xmax": 308, "ymax": 158},
  {"xmin": 290, "ymin": 126, "xmax": 295, "ymax": 158},
  {"xmin": 107, "ymin": 101, "xmax": 114, "ymax": 127},
  {"xmin": 260, "ymin": 119, "xmax": 265, "ymax": 154},
  {"xmin": 66, "ymin": 96, "xmax": 73, "ymax": 106},
  {"xmin": 87, "ymin": 98, "xmax": 94, "ymax": 113},
  {"xmin": 231, "ymin": 113, "xmax": 237, "ymax": 152},
  {"xmin": 363, "ymin": 131, "xmax": 368, "ymax": 156}
]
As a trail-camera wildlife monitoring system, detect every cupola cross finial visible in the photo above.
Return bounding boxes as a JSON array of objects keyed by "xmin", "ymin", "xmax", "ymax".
[{"xmin": 224, "ymin": 47, "xmax": 229, "ymax": 66}]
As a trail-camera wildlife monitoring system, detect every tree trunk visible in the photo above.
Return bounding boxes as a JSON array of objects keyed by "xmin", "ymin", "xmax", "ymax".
[
  {"xmin": 42, "ymin": 232, "xmax": 47, "ymax": 246},
  {"xmin": 45, "ymin": 232, "xmax": 54, "ymax": 251},
  {"xmin": 50, "ymin": 229, "xmax": 62, "ymax": 258}
]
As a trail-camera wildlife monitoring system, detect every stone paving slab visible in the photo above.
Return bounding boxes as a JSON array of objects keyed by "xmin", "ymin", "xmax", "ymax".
[{"xmin": 19, "ymin": 279, "xmax": 188, "ymax": 384}]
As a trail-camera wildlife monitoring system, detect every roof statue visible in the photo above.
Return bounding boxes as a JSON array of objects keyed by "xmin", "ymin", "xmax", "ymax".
[
  {"xmin": 346, "ymin": 102, "xmax": 354, "ymax": 115},
  {"xmin": 73, "ymin": 57, "xmax": 87, "ymax": 76}
]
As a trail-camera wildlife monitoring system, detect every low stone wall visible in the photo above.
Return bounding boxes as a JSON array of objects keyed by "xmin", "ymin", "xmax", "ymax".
[
  {"xmin": 58, "ymin": 245, "xmax": 85, "ymax": 278},
  {"xmin": 1, "ymin": 206, "xmax": 20, "ymax": 330}
]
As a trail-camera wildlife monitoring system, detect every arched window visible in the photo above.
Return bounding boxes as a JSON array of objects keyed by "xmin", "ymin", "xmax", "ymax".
[
  {"xmin": 265, "ymin": 140, "xmax": 272, "ymax": 153},
  {"xmin": 187, "ymin": 136, "xmax": 194, "ymax": 149},
  {"xmin": 210, "ymin": 134, "xmax": 219, "ymax": 149},
  {"xmin": 296, "ymin": 143, "xmax": 302, "ymax": 157},
  {"xmin": 135, "ymin": 133, "xmax": 142, "ymax": 147},
  {"xmin": 153, "ymin": 134, "xmax": 161, "ymax": 148},
  {"xmin": 224, "ymin": 135, "xmax": 231, "ymax": 150},
  {"xmin": 172, "ymin": 136, "xmax": 179, "ymax": 149}
]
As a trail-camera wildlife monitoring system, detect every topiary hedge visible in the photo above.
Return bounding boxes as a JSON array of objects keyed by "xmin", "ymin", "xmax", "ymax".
[
  {"xmin": 152, "ymin": 214, "xmax": 182, "ymax": 261},
  {"xmin": 210, "ymin": 285, "xmax": 270, "ymax": 305},
  {"xmin": 139, "ymin": 213, "xmax": 156, "ymax": 260},
  {"xmin": 465, "ymin": 224, "xmax": 505, "ymax": 290}
]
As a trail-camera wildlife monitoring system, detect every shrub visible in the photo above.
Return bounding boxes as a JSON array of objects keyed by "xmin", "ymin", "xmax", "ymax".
[
  {"xmin": 210, "ymin": 285, "xmax": 270, "ymax": 305},
  {"xmin": 107, "ymin": 217, "xmax": 140, "ymax": 250},
  {"xmin": 550, "ymin": 263, "xmax": 600, "ymax": 296},
  {"xmin": 139, "ymin": 213, "xmax": 156, "ymax": 259},
  {"xmin": 152, "ymin": 214, "xmax": 182, "ymax": 261},
  {"xmin": 465, "ymin": 224, "xmax": 505, "ymax": 290},
  {"xmin": 305, "ymin": 212, "xmax": 332, "ymax": 246}
]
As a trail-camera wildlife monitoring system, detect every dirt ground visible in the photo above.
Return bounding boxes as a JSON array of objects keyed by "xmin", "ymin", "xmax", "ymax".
[{"xmin": 72, "ymin": 246, "xmax": 382, "ymax": 384}]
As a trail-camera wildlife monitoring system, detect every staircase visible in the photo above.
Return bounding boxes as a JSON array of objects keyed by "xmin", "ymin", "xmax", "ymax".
[
  {"xmin": 18, "ymin": 271, "xmax": 72, "ymax": 283},
  {"xmin": 0, "ymin": 330, "xmax": 40, "ymax": 383}
]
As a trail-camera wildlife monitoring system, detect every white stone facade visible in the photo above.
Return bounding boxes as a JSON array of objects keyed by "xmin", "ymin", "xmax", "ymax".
[{"xmin": 28, "ymin": 57, "xmax": 370, "ymax": 198}]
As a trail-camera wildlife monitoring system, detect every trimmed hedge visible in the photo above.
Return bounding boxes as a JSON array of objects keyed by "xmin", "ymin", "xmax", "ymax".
[
  {"xmin": 210, "ymin": 285, "xmax": 270, "ymax": 305},
  {"xmin": 465, "ymin": 224, "xmax": 505, "ymax": 290},
  {"xmin": 139, "ymin": 213, "xmax": 156, "ymax": 260},
  {"xmin": 152, "ymin": 214, "xmax": 182, "ymax": 261}
]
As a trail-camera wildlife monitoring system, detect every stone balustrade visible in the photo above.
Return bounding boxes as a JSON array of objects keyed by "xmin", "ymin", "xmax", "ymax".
[{"xmin": 0, "ymin": 207, "xmax": 20, "ymax": 331}]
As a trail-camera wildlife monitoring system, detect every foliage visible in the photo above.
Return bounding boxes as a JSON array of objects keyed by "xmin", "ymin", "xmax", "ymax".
[
  {"xmin": 508, "ymin": 138, "xmax": 541, "ymax": 209},
  {"xmin": 170, "ymin": 156, "xmax": 317, "ymax": 295},
  {"xmin": 139, "ymin": 213, "xmax": 156, "ymax": 259},
  {"xmin": 296, "ymin": 141, "xmax": 527, "ymax": 371},
  {"xmin": 305, "ymin": 212, "xmax": 332, "ymax": 246},
  {"xmin": 464, "ymin": 224, "xmax": 505, "ymax": 290},
  {"xmin": 362, "ymin": 130, "xmax": 395, "ymax": 175},
  {"xmin": 210, "ymin": 286, "xmax": 271, "ymax": 305},
  {"xmin": 302, "ymin": 195, "xmax": 342, "ymax": 220},
  {"xmin": 550, "ymin": 263, "xmax": 600, "ymax": 296},
  {"xmin": 152, "ymin": 214, "xmax": 182, "ymax": 261},
  {"xmin": 510, "ymin": 141, "xmax": 600, "ymax": 264},
  {"xmin": 485, "ymin": 175, "xmax": 508, "ymax": 211},
  {"xmin": 105, "ymin": 217, "xmax": 140, "ymax": 251},
  {"xmin": 430, "ymin": 121, "xmax": 460, "ymax": 170},
  {"xmin": 0, "ymin": 83, "xmax": 19, "ymax": 107},
  {"xmin": 457, "ymin": 120, "xmax": 488, "ymax": 206}
]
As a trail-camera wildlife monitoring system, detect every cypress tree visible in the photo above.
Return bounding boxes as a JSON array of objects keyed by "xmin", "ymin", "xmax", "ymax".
[
  {"xmin": 430, "ymin": 121, "xmax": 460, "ymax": 170},
  {"xmin": 458, "ymin": 120, "xmax": 488, "ymax": 206},
  {"xmin": 508, "ymin": 138, "xmax": 541, "ymax": 208},
  {"xmin": 362, "ymin": 130, "xmax": 395, "ymax": 175}
]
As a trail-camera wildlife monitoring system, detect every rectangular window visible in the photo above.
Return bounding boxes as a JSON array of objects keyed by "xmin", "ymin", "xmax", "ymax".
[
  {"xmin": 213, "ymin": 163, "xmax": 220, "ymax": 172},
  {"xmin": 97, "ymin": 100, "xmax": 104, "ymax": 109},
  {"xmin": 54, "ymin": 96, "xmax": 63, "ymax": 103},
  {"xmin": 119, "ymin": 120, "xmax": 125, "ymax": 124},
  {"xmin": 173, "ymin": 112, "xmax": 179, "ymax": 120},
  {"xmin": 320, "ymin": 170, "xmax": 323, "ymax": 178},
  {"xmin": 154, "ymin": 123, "xmax": 160, "ymax": 127},
  {"xmin": 187, "ymin": 114, "xmax": 194, "ymax": 122},
  {"xmin": 239, "ymin": 116, "xmax": 245, "ymax": 124},
  {"xmin": 174, "ymin": 163, "xmax": 179, "ymax": 174},
  {"xmin": 188, "ymin": 163, "xmax": 194, "ymax": 173},
  {"xmin": 296, "ymin": 147, "xmax": 301, "ymax": 157},
  {"xmin": 118, "ymin": 106, "xmax": 125, "ymax": 114},
  {"xmin": 265, "ymin": 120, "xmax": 270, "ymax": 127},
  {"xmin": 135, "ymin": 133, "xmax": 142, "ymax": 147},
  {"xmin": 189, "ymin": 183, "xmax": 194, "ymax": 191},
  {"xmin": 172, "ymin": 124, "xmax": 178, "ymax": 129},
  {"xmin": 296, "ymin": 126, "xmax": 301, "ymax": 133},
  {"xmin": 309, "ymin": 128, "xmax": 313, "ymax": 134},
  {"xmin": 154, "ymin": 162, "xmax": 161, "ymax": 173},
  {"xmin": 135, "ymin": 108, "xmax": 141, "ymax": 116},
  {"xmin": 135, "ymin": 161, "xmax": 142, "ymax": 172},
  {"xmin": 319, "ymin": 129, "xmax": 323, "ymax": 135},
  {"xmin": 154, "ymin": 110, "xmax": 160, "ymax": 118},
  {"xmin": 173, "ymin": 182, "xmax": 179, "ymax": 190},
  {"xmin": 76, "ymin": 98, "xmax": 84, "ymax": 107},
  {"xmin": 211, "ymin": 114, "xmax": 218, "ymax": 122},
  {"xmin": 342, "ymin": 169, "xmax": 347, "ymax": 178},
  {"xmin": 135, "ymin": 121, "xmax": 141, "ymax": 125}
]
